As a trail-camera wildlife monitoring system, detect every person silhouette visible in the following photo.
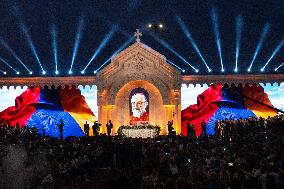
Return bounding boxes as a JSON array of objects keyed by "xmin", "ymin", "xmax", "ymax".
[
  {"xmin": 167, "ymin": 120, "xmax": 174, "ymax": 136},
  {"xmin": 57, "ymin": 119, "xmax": 64, "ymax": 140},
  {"xmin": 92, "ymin": 121, "xmax": 100, "ymax": 136},
  {"xmin": 42, "ymin": 125, "xmax": 47, "ymax": 137},
  {"xmin": 106, "ymin": 120, "xmax": 113, "ymax": 137},
  {"xmin": 84, "ymin": 121, "xmax": 90, "ymax": 137}
]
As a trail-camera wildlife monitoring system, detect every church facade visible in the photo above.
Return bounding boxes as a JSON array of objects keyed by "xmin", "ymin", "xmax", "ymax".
[
  {"xmin": 0, "ymin": 31, "xmax": 284, "ymax": 135},
  {"xmin": 96, "ymin": 41, "xmax": 181, "ymax": 134}
]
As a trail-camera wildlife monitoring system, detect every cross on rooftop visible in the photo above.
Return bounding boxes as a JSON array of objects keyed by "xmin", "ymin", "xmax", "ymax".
[{"xmin": 134, "ymin": 29, "xmax": 142, "ymax": 42}]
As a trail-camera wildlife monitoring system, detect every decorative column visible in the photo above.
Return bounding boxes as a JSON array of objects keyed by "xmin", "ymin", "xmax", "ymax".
[
  {"xmin": 97, "ymin": 91, "xmax": 107, "ymax": 134},
  {"xmin": 173, "ymin": 90, "xmax": 180, "ymax": 134},
  {"xmin": 164, "ymin": 105, "xmax": 175, "ymax": 134}
]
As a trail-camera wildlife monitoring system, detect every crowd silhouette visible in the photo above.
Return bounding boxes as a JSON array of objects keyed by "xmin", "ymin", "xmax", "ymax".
[{"xmin": 0, "ymin": 115, "xmax": 283, "ymax": 189}]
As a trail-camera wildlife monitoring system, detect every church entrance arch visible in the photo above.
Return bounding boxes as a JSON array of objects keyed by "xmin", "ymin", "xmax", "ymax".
[
  {"xmin": 112, "ymin": 80, "xmax": 166, "ymax": 134},
  {"xmin": 96, "ymin": 33, "xmax": 181, "ymax": 135}
]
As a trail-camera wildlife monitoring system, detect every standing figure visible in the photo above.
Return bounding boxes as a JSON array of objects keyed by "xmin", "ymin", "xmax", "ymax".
[
  {"xmin": 92, "ymin": 121, "xmax": 100, "ymax": 136},
  {"xmin": 187, "ymin": 122, "xmax": 194, "ymax": 138},
  {"xmin": 57, "ymin": 119, "xmax": 64, "ymax": 140},
  {"xmin": 42, "ymin": 125, "xmax": 47, "ymax": 137},
  {"xmin": 167, "ymin": 120, "xmax": 174, "ymax": 136},
  {"xmin": 106, "ymin": 120, "xmax": 113, "ymax": 137},
  {"xmin": 84, "ymin": 121, "xmax": 90, "ymax": 137}
]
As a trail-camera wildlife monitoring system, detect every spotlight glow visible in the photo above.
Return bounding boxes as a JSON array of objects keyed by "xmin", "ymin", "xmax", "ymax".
[
  {"xmin": 159, "ymin": 24, "xmax": 163, "ymax": 28},
  {"xmin": 195, "ymin": 69, "xmax": 199, "ymax": 73},
  {"xmin": 149, "ymin": 33, "xmax": 198, "ymax": 71},
  {"xmin": 148, "ymin": 24, "xmax": 152, "ymax": 28},
  {"xmin": 248, "ymin": 23, "xmax": 270, "ymax": 71},
  {"xmin": 176, "ymin": 16, "xmax": 211, "ymax": 72},
  {"xmin": 274, "ymin": 62, "xmax": 284, "ymax": 71},
  {"xmin": 51, "ymin": 24, "xmax": 58, "ymax": 74},
  {"xmin": 0, "ymin": 57, "xmax": 17, "ymax": 72},
  {"xmin": 69, "ymin": 14, "xmax": 85, "ymax": 72},
  {"xmin": 167, "ymin": 59, "xmax": 185, "ymax": 72},
  {"xmin": 69, "ymin": 70, "xmax": 72, "ymax": 74},
  {"xmin": 235, "ymin": 15, "xmax": 243, "ymax": 73},
  {"xmin": 96, "ymin": 37, "xmax": 134, "ymax": 72},
  {"xmin": 81, "ymin": 71, "xmax": 85, "ymax": 74},
  {"xmin": 4, "ymin": 71, "xmax": 6, "ymax": 75},
  {"xmin": 55, "ymin": 70, "xmax": 59, "ymax": 75},
  {"xmin": 29, "ymin": 71, "xmax": 33, "ymax": 75},
  {"xmin": 12, "ymin": 5, "xmax": 45, "ymax": 72},
  {"xmin": 93, "ymin": 70, "xmax": 97, "ymax": 74},
  {"xmin": 16, "ymin": 71, "xmax": 20, "ymax": 75},
  {"xmin": 211, "ymin": 6, "xmax": 224, "ymax": 72},
  {"xmin": 82, "ymin": 27, "xmax": 116, "ymax": 72},
  {"xmin": 42, "ymin": 71, "xmax": 46, "ymax": 75},
  {"xmin": 0, "ymin": 38, "xmax": 31, "ymax": 73},
  {"xmin": 19, "ymin": 22, "xmax": 44, "ymax": 72},
  {"xmin": 261, "ymin": 37, "xmax": 284, "ymax": 71}
]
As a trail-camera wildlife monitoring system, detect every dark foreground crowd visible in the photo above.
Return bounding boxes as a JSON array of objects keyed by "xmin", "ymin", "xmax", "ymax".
[{"xmin": 0, "ymin": 115, "xmax": 284, "ymax": 189}]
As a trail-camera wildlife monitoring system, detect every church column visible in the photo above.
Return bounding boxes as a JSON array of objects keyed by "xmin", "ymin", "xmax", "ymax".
[
  {"xmin": 164, "ymin": 105, "xmax": 175, "ymax": 135},
  {"xmin": 105, "ymin": 105, "xmax": 115, "ymax": 135},
  {"xmin": 104, "ymin": 105, "xmax": 115, "ymax": 130},
  {"xmin": 174, "ymin": 90, "xmax": 181, "ymax": 134},
  {"xmin": 98, "ymin": 91, "xmax": 107, "ymax": 134}
]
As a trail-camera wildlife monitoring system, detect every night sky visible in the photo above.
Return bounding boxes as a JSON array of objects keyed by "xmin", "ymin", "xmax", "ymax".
[{"xmin": 0, "ymin": 0, "xmax": 283, "ymax": 77}]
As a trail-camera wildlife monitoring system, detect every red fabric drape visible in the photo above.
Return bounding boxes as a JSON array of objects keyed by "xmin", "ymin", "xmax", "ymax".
[{"xmin": 181, "ymin": 84, "xmax": 223, "ymax": 136}]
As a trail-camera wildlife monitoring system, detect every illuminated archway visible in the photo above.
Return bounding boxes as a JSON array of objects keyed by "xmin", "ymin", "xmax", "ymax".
[{"xmin": 111, "ymin": 80, "xmax": 168, "ymax": 134}]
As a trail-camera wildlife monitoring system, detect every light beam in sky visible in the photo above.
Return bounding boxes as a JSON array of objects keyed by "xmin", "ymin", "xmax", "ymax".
[
  {"xmin": 211, "ymin": 6, "xmax": 224, "ymax": 72},
  {"xmin": 261, "ymin": 37, "xmax": 284, "ymax": 72},
  {"xmin": 248, "ymin": 23, "xmax": 270, "ymax": 72},
  {"xmin": 235, "ymin": 15, "xmax": 243, "ymax": 72},
  {"xmin": 50, "ymin": 23, "xmax": 58, "ymax": 74},
  {"xmin": 69, "ymin": 14, "xmax": 85, "ymax": 73},
  {"xmin": 82, "ymin": 27, "xmax": 116, "ymax": 73},
  {"xmin": 149, "ymin": 32, "xmax": 198, "ymax": 72},
  {"xmin": 177, "ymin": 16, "xmax": 211, "ymax": 72},
  {"xmin": 95, "ymin": 36, "xmax": 134, "ymax": 73},
  {"xmin": 0, "ymin": 38, "xmax": 31, "ymax": 73}
]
